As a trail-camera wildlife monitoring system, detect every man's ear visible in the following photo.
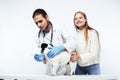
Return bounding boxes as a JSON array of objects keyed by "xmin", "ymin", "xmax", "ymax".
[{"xmin": 46, "ymin": 15, "xmax": 49, "ymax": 21}]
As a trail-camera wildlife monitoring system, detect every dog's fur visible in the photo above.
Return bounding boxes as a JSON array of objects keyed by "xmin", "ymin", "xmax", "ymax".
[{"xmin": 41, "ymin": 43, "xmax": 76, "ymax": 76}]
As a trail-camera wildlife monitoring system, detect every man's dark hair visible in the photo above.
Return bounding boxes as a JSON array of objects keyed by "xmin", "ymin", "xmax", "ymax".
[{"xmin": 32, "ymin": 8, "xmax": 48, "ymax": 18}]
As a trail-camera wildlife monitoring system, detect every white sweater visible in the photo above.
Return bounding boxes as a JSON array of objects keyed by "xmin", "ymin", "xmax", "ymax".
[{"xmin": 75, "ymin": 29, "xmax": 100, "ymax": 66}]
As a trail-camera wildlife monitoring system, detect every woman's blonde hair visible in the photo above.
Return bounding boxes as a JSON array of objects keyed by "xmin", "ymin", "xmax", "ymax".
[{"xmin": 74, "ymin": 11, "xmax": 100, "ymax": 47}]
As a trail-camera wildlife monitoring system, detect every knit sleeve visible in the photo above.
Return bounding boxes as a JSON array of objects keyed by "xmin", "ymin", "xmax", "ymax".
[{"xmin": 79, "ymin": 30, "xmax": 100, "ymax": 65}]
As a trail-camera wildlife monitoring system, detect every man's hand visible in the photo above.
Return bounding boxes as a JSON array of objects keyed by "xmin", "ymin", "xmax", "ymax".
[
  {"xmin": 34, "ymin": 54, "xmax": 44, "ymax": 62},
  {"xmin": 47, "ymin": 45, "xmax": 64, "ymax": 58}
]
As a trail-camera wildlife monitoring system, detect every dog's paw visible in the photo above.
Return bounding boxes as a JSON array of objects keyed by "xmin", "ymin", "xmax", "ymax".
[
  {"xmin": 64, "ymin": 73, "xmax": 72, "ymax": 76},
  {"xmin": 49, "ymin": 73, "xmax": 56, "ymax": 76}
]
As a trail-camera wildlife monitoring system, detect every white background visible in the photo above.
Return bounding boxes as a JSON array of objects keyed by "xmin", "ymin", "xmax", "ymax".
[{"xmin": 0, "ymin": 0, "xmax": 120, "ymax": 79}]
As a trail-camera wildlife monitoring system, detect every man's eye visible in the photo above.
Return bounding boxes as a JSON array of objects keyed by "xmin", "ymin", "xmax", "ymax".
[
  {"xmin": 35, "ymin": 22, "xmax": 37, "ymax": 24},
  {"xmin": 38, "ymin": 20, "xmax": 42, "ymax": 23},
  {"xmin": 35, "ymin": 20, "xmax": 43, "ymax": 25}
]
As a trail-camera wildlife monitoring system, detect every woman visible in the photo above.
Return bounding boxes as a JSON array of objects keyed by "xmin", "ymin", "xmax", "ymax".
[{"xmin": 71, "ymin": 11, "xmax": 101, "ymax": 75}]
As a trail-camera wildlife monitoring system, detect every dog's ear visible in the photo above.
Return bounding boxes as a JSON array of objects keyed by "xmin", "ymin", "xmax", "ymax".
[
  {"xmin": 41, "ymin": 43, "xmax": 48, "ymax": 48},
  {"xmin": 41, "ymin": 43, "xmax": 48, "ymax": 53}
]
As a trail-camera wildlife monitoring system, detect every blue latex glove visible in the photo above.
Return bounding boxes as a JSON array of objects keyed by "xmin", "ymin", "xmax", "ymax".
[
  {"xmin": 47, "ymin": 45, "xmax": 64, "ymax": 58},
  {"xmin": 34, "ymin": 54, "xmax": 44, "ymax": 62}
]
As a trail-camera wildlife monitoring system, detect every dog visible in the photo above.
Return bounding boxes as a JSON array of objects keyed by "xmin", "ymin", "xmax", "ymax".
[{"xmin": 40, "ymin": 43, "xmax": 76, "ymax": 76}]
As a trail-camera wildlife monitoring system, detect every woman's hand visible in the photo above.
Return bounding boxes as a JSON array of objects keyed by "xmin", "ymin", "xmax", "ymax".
[{"xmin": 70, "ymin": 52, "xmax": 80, "ymax": 62}]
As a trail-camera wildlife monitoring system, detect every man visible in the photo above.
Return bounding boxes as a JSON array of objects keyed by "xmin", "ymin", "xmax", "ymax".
[{"xmin": 33, "ymin": 8, "xmax": 76, "ymax": 75}]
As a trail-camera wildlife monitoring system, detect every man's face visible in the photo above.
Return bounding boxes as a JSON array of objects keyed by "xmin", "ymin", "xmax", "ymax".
[{"xmin": 34, "ymin": 14, "xmax": 48, "ymax": 31}]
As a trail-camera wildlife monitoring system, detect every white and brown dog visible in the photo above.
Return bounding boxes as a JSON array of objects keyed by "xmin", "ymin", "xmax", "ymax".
[{"xmin": 40, "ymin": 43, "xmax": 76, "ymax": 76}]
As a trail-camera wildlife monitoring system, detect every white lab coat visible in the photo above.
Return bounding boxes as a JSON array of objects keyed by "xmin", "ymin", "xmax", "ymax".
[{"xmin": 34, "ymin": 23, "xmax": 76, "ymax": 75}]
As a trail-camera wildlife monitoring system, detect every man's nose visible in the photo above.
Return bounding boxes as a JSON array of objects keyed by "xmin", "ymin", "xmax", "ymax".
[{"xmin": 38, "ymin": 23, "xmax": 41, "ymax": 27}]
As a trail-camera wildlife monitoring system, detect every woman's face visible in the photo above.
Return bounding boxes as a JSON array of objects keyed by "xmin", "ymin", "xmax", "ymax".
[{"xmin": 74, "ymin": 13, "xmax": 87, "ymax": 29}]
